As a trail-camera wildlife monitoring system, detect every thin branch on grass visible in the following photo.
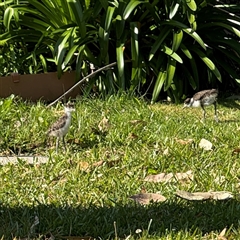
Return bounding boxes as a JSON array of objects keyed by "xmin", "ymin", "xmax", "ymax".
[{"xmin": 47, "ymin": 60, "xmax": 132, "ymax": 107}]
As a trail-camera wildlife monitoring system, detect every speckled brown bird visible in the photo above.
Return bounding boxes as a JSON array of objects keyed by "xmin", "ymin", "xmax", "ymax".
[{"xmin": 47, "ymin": 103, "xmax": 75, "ymax": 152}]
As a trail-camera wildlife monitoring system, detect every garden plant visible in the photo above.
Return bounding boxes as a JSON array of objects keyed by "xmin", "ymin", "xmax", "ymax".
[{"xmin": 0, "ymin": 0, "xmax": 240, "ymax": 101}]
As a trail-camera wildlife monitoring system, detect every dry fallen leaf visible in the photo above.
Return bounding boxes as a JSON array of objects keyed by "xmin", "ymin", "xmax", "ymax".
[
  {"xmin": 218, "ymin": 227, "xmax": 227, "ymax": 240},
  {"xmin": 140, "ymin": 186, "xmax": 147, "ymax": 194},
  {"xmin": 212, "ymin": 191, "xmax": 233, "ymax": 200},
  {"xmin": 144, "ymin": 171, "xmax": 193, "ymax": 183},
  {"xmin": 129, "ymin": 193, "xmax": 166, "ymax": 205},
  {"xmin": 129, "ymin": 120, "xmax": 147, "ymax": 125},
  {"xmin": 175, "ymin": 138, "xmax": 194, "ymax": 145},
  {"xmin": 128, "ymin": 133, "xmax": 138, "ymax": 139},
  {"xmin": 91, "ymin": 159, "xmax": 122, "ymax": 168},
  {"xmin": 232, "ymin": 148, "xmax": 240, "ymax": 156},
  {"xmin": 92, "ymin": 160, "xmax": 105, "ymax": 167},
  {"xmin": 199, "ymin": 138, "xmax": 213, "ymax": 150},
  {"xmin": 176, "ymin": 190, "xmax": 210, "ymax": 200},
  {"xmin": 176, "ymin": 190, "xmax": 233, "ymax": 201},
  {"xmin": 98, "ymin": 116, "xmax": 110, "ymax": 132},
  {"xmin": 175, "ymin": 171, "xmax": 194, "ymax": 182},
  {"xmin": 144, "ymin": 173, "xmax": 173, "ymax": 183},
  {"xmin": 78, "ymin": 161, "xmax": 90, "ymax": 172}
]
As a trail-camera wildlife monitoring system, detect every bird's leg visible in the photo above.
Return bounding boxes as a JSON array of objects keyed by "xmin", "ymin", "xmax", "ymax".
[
  {"xmin": 201, "ymin": 105, "xmax": 206, "ymax": 121},
  {"xmin": 55, "ymin": 137, "xmax": 59, "ymax": 153},
  {"xmin": 62, "ymin": 136, "xmax": 67, "ymax": 152},
  {"xmin": 214, "ymin": 102, "xmax": 218, "ymax": 122}
]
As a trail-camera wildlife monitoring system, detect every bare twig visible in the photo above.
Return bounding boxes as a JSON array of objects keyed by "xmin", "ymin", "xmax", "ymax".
[{"xmin": 47, "ymin": 61, "xmax": 131, "ymax": 107}]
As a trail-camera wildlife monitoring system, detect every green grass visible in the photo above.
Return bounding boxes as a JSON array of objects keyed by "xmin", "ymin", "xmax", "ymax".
[{"xmin": 0, "ymin": 94, "xmax": 240, "ymax": 239}]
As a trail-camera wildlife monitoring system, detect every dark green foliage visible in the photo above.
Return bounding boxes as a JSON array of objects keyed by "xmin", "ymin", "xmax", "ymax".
[{"xmin": 0, "ymin": 0, "xmax": 240, "ymax": 101}]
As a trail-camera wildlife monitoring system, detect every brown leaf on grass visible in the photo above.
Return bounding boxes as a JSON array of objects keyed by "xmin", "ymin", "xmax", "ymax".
[
  {"xmin": 199, "ymin": 138, "xmax": 213, "ymax": 150},
  {"xmin": 218, "ymin": 228, "xmax": 227, "ymax": 240},
  {"xmin": 78, "ymin": 161, "xmax": 90, "ymax": 172},
  {"xmin": 212, "ymin": 192, "xmax": 233, "ymax": 200},
  {"xmin": 129, "ymin": 120, "xmax": 147, "ymax": 125},
  {"xmin": 232, "ymin": 148, "xmax": 240, "ymax": 156},
  {"xmin": 176, "ymin": 190, "xmax": 233, "ymax": 201},
  {"xmin": 129, "ymin": 193, "xmax": 166, "ymax": 205},
  {"xmin": 144, "ymin": 171, "xmax": 193, "ymax": 183},
  {"xmin": 92, "ymin": 160, "xmax": 105, "ymax": 167},
  {"xmin": 140, "ymin": 186, "xmax": 147, "ymax": 194},
  {"xmin": 91, "ymin": 159, "xmax": 121, "ymax": 168},
  {"xmin": 144, "ymin": 173, "xmax": 173, "ymax": 183},
  {"xmin": 175, "ymin": 138, "xmax": 194, "ymax": 145},
  {"xmin": 128, "ymin": 133, "xmax": 138, "ymax": 139},
  {"xmin": 175, "ymin": 171, "xmax": 194, "ymax": 182},
  {"xmin": 98, "ymin": 116, "xmax": 110, "ymax": 132},
  {"xmin": 176, "ymin": 190, "xmax": 210, "ymax": 200}
]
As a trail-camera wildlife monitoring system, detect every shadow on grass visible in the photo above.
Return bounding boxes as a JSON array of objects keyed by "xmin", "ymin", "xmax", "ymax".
[
  {"xmin": 219, "ymin": 99, "xmax": 240, "ymax": 110},
  {"xmin": 1, "ymin": 199, "xmax": 239, "ymax": 239},
  {"xmin": 216, "ymin": 99, "xmax": 240, "ymax": 123},
  {"xmin": 219, "ymin": 119, "xmax": 240, "ymax": 124},
  {"xmin": 1, "ymin": 131, "xmax": 106, "ymax": 156}
]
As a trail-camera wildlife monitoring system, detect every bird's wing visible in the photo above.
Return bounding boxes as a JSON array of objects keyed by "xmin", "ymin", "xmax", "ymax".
[
  {"xmin": 193, "ymin": 89, "xmax": 218, "ymax": 101},
  {"xmin": 48, "ymin": 114, "xmax": 68, "ymax": 133},
  {"xmin": 209, "ymin": 89, "xmax": 218, "ymax": 96}
]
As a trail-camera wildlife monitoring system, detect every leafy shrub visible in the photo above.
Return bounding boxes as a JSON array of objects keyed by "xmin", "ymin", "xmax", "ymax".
[{"xmin": 1, "ymin": 0, "xmax": 240, "ymax": 101}]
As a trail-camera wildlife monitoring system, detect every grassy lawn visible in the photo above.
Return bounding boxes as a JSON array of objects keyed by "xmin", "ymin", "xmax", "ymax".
[{"xmin": 0, "ymin": 94, "xmax": 240, "ymax": 239}]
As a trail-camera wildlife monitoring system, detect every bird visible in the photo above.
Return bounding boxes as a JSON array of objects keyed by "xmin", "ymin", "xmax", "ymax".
[
  {"xmin": 183, "ymin": 89, "xmax": 219, "ymax": 122},
  {"xmin": 47, "ymin": 103, "xmax": 75, "ymax": 152}
]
